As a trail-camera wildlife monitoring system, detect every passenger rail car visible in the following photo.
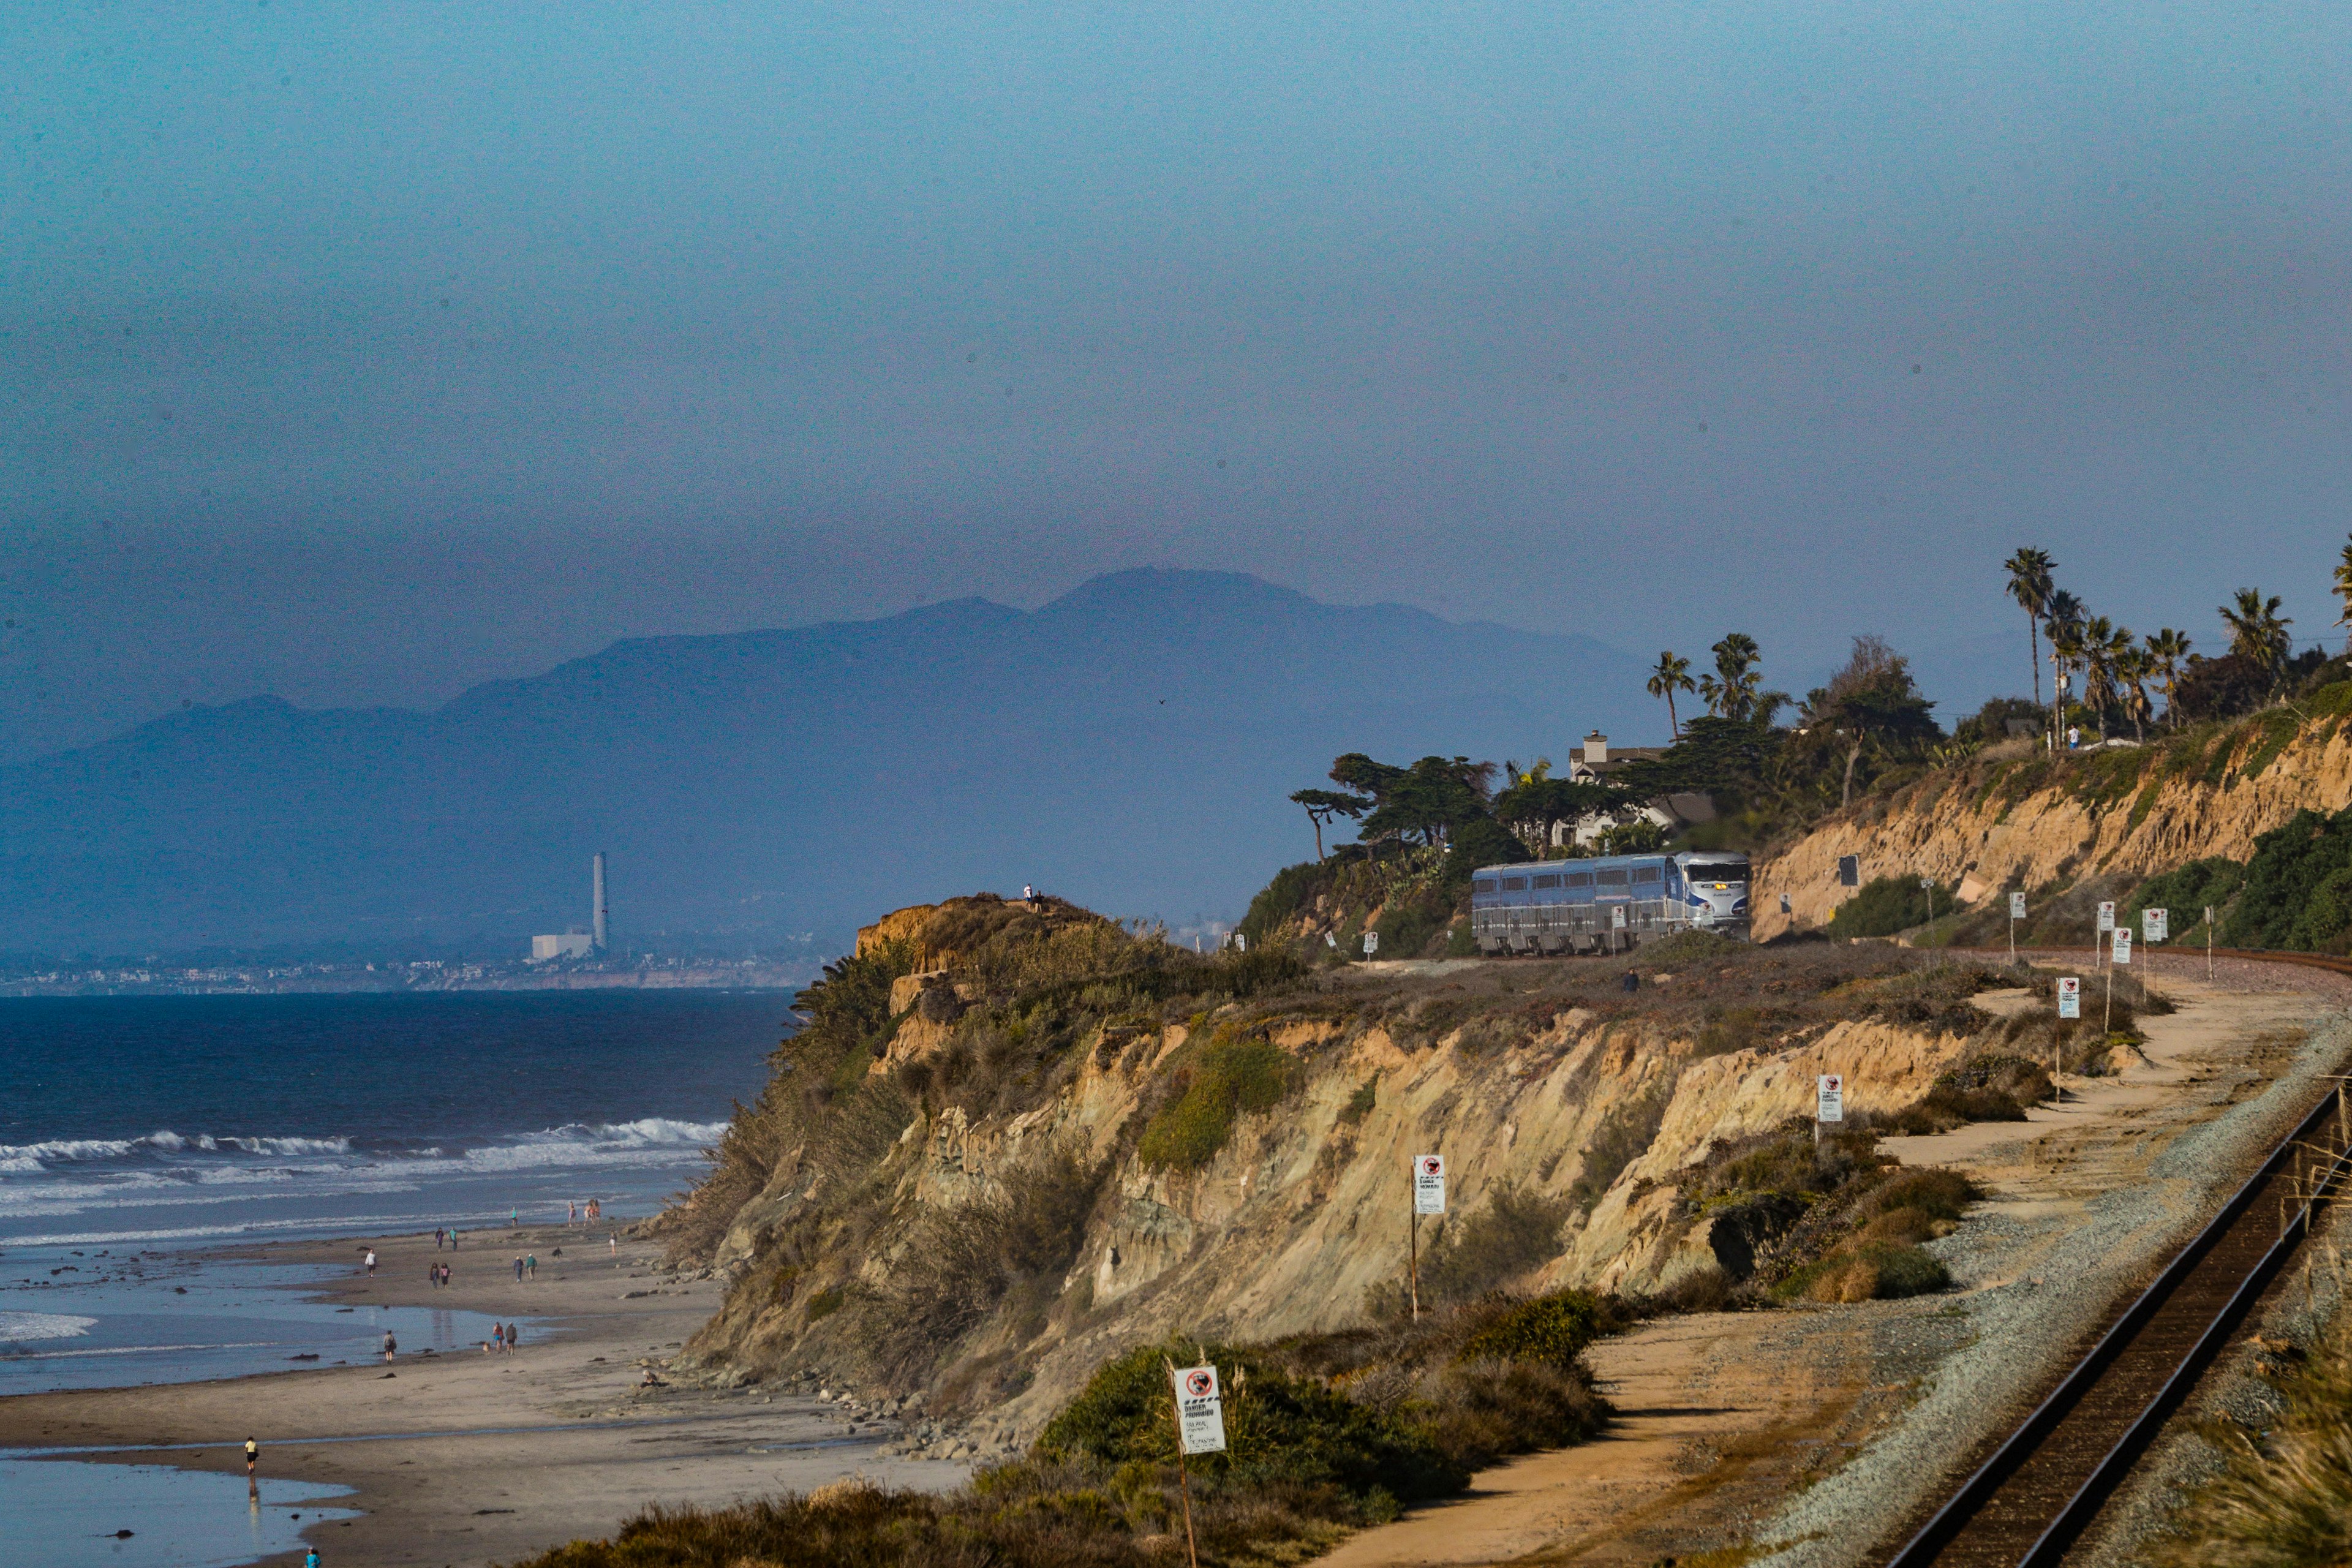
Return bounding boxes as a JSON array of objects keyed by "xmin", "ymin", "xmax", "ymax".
[{"xmin": 1469, "ymin": 852, "xmax": 1751, "ymax": 954}]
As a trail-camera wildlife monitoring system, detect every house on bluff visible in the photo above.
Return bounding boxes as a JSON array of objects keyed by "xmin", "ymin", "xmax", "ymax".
[{"xmin": 1551, "ymin": 729, "xmax": 1718, "ymax": 850}]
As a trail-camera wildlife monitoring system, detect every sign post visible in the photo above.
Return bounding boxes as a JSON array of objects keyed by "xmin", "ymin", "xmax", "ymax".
[
  {"xmin": 2009, "ymin": 892, "xmax": 2026, "ymax": 966},
  {"xmin": 1164, "ymin": 1360, "xmax": 1224, "ymax": 1568},
  {"xmin": 2095, "ymin": 902, "xmax": 2116, "ymax": 971},
  {"xmin": 2057, "ymin": 976, "xmax": 2081, "ymax": 1084},
  {"xmin": 1815, "ymin": 1073, "xmax": 1844, "ymax": 1147},
  {"xmin": 1362, "ymin": 930, "xmax": 1379, "ymax": 959},
  {"xmin": 1409, "ymin": 1154, "xmax": 1446, "ymax": 1321},
  {"xmin": 2205, "ymin": 905, "xmax": 2216, "ymax": 980},
  {"xmin": 2108, "ymin": 926, "xmax": 2132, "ymax": 1030},
  {"xmin": 1610, "ymin": 903, "xmax": 1627, "ymax": 954}
]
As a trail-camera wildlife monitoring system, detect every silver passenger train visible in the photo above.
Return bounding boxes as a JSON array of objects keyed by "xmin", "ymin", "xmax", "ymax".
[{"xmin": 1469, "ymin": 851, "xmax": 1752, "ymax": 954}]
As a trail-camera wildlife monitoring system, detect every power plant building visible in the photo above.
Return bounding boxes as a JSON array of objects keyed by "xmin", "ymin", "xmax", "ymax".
[{"xmin": 529, "ymin": 854, "xmax": 609, "ymax": 961}]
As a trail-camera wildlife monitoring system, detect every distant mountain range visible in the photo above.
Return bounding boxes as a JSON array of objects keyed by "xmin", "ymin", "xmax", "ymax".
[{"xmin": 0, "ymin": 570, "xmax": 1660, "ymax": 956}]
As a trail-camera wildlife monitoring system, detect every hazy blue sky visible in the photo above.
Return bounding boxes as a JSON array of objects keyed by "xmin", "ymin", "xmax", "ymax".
[{"xmin": 6, "ymin": 2, "xmax": 2349, "ymax": 763}]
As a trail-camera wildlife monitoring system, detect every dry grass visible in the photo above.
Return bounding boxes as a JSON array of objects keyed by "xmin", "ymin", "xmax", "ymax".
[
  {"xmin": 853, "ymin": 1142, "xmax": 1109, "ymax": 1384},
  {"xmin": 2154, "ymin": 1293, "xmax": 2352, "ymax": 1568}
]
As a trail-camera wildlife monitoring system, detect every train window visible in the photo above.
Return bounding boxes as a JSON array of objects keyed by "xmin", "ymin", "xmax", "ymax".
[
  {"xmin": 1632, "ymin": 865, "xmax": 1660, "ymax": 884},
  {"xmin": 1596, "ymin": 869, "xmax": 1629, "ymax": 888},
  {"xmin": 1472, "ymin": 879, "xmax": 1497, "ymax": 893},
  {"xmin": 1501, "ymin": 876, "xmax": 1528, "ymax": 891},
  {"xmin": 1566, "ymin": 872, "xmax": 1593, "ymax": 888},
  {"xmin": 1532, "ymin": 874, "xmax": 1561, "ymax": 889}
]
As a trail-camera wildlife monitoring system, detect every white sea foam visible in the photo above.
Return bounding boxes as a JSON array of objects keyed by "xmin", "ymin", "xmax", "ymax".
[{"xmin": 0, "ymin": 1311, "xmax": 98, "ymax": 1343}]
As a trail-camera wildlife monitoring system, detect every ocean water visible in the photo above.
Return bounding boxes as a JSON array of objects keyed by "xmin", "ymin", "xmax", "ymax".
[
  {"xmin": 2, "ymin": 1457, "xmax": 358, "ymax": 1568},
  {"xmin": 0, "ymin": 990, "xmax": 784, "ymax": 1391}
]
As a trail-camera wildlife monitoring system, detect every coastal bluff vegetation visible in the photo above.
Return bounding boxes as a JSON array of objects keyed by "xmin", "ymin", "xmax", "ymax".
[{"xmin": 646, "ymin": 892, "xmax": 2113, "ymax": 1426}]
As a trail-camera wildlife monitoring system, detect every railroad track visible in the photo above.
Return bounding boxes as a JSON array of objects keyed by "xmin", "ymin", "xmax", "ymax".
[{"xmin": 1883, "ymin": 946, "xmax": 2352, "ymax": 1568}]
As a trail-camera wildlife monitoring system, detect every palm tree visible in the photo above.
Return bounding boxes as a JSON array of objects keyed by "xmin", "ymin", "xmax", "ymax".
[
  {"xmin": 1647, "ymin": 651, "xmax": 1695, "ymax": 739},
  {"xmin": 2005, "ymin": 547, "xmax": 2057, "ymax": 709},
  {"xmin": 2117, "ymin": 646, "xmax": 2155, "ymax": 742},
  {"xmin": 1710, "ymin": 633, "xmax": 1763, "ymax": 722},
  {"xmin": 2219, "ymin": 588, "xmax": 2292, "ymax": 679},
  {"xmin": 2334, "ymin": 534, "xmax": 2352, "ymax": 652},
  {"xmin": 2043, "ymin": 589, "xmax": 2086, "ymax": 745},
  {"xmin": 2081, "ymin": 618, "xmax": 2135, "ymax": 734},
  {"xmin": 2145, "ymin": 628, "xmax": 2192, "ymax": 728}
]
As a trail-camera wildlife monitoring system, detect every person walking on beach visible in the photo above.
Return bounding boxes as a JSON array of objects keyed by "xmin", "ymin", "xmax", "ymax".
[
  {"xmin": 305, "ymin": 1548, "xmax": 320, "ymax": 1568},
  {"xmin": 435, "ymin": 1227, "xmax": 445, "ymax": 1250},
  {"xmin": 382, "ymin": 1330, "xmax": 396, "ymax": 1363},
  {"xmin": 526, "ymin": 1253, "xmax": 537, "ymax": 1280},
  {"xmin": 244, "ymin": 1437, "xmax": 259, "ymax": 1480},
  {"xmin": 363, "ymin": 1248, "xmax": 377, "ymax": 1277},
  {"xmin": 609, "ymin": 1232, "xmax": 617, "ymax": 1257},
  {"xmin": 492, "ymin": 1322, "xmax": 505, "ymax": 1352},
  {"xmin": 513, "ymin": 1254, "xmax": 524, "ymax": 1282},
  {"xmin": 505, "ymin": 1321, "xmax": 519, "ymax": 1351},
  {"xmin": 511, "ymin": 1207, "xmax": 519, "ymax": 1228}
]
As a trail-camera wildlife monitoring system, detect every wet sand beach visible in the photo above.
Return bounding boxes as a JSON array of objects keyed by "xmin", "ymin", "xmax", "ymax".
[{"xmin": 0, "ymin": 1226, "xmax": 960, "ymax": 1567}]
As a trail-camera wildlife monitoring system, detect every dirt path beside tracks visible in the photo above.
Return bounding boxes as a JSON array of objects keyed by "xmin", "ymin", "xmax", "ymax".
[{"xmin": 1323, "ymin": 958, "xmax": 2352, "ymax": 1568}]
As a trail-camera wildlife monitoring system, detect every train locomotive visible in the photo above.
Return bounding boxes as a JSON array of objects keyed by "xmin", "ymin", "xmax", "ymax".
[{"xmin": 1469, "ymin": 851, "xmax": 1751, "ymax": 954}]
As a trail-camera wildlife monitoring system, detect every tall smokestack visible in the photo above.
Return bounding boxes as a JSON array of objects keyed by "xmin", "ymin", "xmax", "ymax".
[{"xmin": 592, "ymin": 853, "xmax": 608, "ymax": 951}]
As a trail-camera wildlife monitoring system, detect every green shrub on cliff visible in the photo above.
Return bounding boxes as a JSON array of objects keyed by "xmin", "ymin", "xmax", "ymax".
[
  {"xmin": 1136, "ymin": 1031, "xmax": 1295, "ymax": 1169},
  {"xmin": 1826, "ymin": 875, "xmax": 1958, "ymax": 939},
  {"xmin": 2222, "ymin": 805, "xmax": 2352, "ymax": 954},
  {"xmin": 1039, "ymin": 1341, "xmax": 1466, "ymax": 1502},
  {"xmin": 2124, "ymin": 856, "xmax": 2242, "ymax": 946}
]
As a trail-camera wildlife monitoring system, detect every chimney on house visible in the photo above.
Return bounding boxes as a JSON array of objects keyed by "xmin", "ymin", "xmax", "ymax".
[{"xmin": 1583, "ymin": 730, "xmax": 1608, "ymax": 766}]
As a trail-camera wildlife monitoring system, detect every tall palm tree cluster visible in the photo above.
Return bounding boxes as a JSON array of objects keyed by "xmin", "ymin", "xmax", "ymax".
[
  {"xmin": 1998, "ymin": 545, "xmax": 2308, "ymax": 743},
  {"xmin": 1648, "ymin": 634, "xmax": 1782, "ymax": 738}
]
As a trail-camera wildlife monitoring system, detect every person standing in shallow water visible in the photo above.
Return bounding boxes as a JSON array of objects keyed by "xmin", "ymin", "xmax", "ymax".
[
  {"xmin": 382, "ymin": 1330, "xmax": 396, "ymax": 1363},
  {"xmin": 244, "ymin": 1436, "xmax": 259, "ymax": 1483}
]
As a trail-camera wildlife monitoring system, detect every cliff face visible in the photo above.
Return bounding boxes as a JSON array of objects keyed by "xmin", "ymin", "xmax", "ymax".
[
  {"xmin": 1755, "ymin": 699, "xmax": 2352, "ymax": 940},
  {"xmin": 673, "ymin": 902, "xmax": 2000, "ymax": 1434}
]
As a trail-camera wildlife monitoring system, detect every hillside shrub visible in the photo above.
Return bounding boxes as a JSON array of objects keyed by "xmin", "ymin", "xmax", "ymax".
[
  {"xmin": 1774, "ymin": 1240, "xmax": 1950, "ymax": 1302},
  {"xmin": 1037, "ymin": 1341, "xmax": 1468, "ymax": 1503},
  {"xmin": 1136, "ymin": 1033, "xmax": 1295, "ymax": 1169},
  {"xmin": 853, "ymin": 1142, "xmax": 1107, "ymax": 1382},
  {"xmin": 2125, "ymin": 857, "xmax": 2244, "ymax": 943},
  {"xmin": 2222, "ymin": 805, "xmax": 2352, "ymax": 954},
  {"xmin": 1413, "ymin": 1185, "xmax": 1573, "ymax": 1307},
  {"xmin": 1827, "ymin": 876, "xmax": 1957, "ymax": 939},
  {"xmin": 1454, "ymin": 1289, "xmax": 1604, "ymax": 1369}
]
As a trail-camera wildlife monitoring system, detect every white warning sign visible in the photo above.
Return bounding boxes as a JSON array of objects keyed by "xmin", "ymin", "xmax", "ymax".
[
  {"xmin": 1172, "ymin": 1364, "xmax": 1227, "ymax": 1455},
  {"xmin": 2097, "ymin": 902, "xmax": 2116, "ymax": 933},
  {"xmin": 1816, "ymin": 1073, "xmax": 1844, "ymax": 1123},
  {"xmin": 2010, "ymin": 892, "xmax": 2027, "ymax": 919},
  {"xmin": 2057, "ymin": 976, "xmax": 2081, "ymax": 1019},
  {"xmin": 2113, "ymin": 928, "xmax": 2132, "ymax": 965},
  {"xmin": 2143, "ymin": 908, "xmax": 2168, "ymax": 942},
  {"xmin": 1412, "ymin": 1153, "xmax": 1446, "ymax": 1215}
]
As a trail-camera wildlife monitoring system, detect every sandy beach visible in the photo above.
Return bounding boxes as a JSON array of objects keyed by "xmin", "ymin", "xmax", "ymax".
[{"xmin": 0, "ymin": 1225, "xmax": 963, "ymax": 1567}]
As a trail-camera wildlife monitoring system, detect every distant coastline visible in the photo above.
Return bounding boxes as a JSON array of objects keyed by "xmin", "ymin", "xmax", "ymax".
[{"xmin": 0, "ymin": 960, "xmax": 810, "ymax": 998}]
